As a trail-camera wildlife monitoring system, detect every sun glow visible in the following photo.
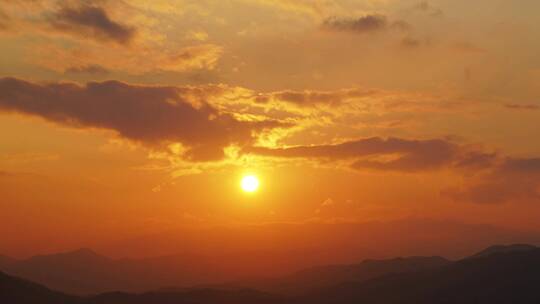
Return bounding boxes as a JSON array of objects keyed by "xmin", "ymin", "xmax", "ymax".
[{"xmin": 241, "ymin": 175, "xmax": 260, "ymax": 193}]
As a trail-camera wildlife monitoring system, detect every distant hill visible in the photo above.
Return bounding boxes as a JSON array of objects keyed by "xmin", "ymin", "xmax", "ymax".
[
  {"xmin": 1, "ymin": 248, "xmax": 126, "ymax": 295},
  {"xmin": 222, "ymin": 256, "xmax": 449, "ymax": 295},
  {"xmin": 469, "ymin": 244, "xmax": 537, "ymax": 259},
  {"xmin": 0, "ymin": 248, "xmax": 230, "ymax": 295},
  {"xmin": 0, "ymin": 248, "xmax": 380, "ymax": 295}
]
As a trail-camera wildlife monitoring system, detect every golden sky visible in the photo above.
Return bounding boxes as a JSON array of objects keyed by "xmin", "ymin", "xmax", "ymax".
[{"xmin": 0, "ymin": 0, "xmax": 539, "ymax": 259}]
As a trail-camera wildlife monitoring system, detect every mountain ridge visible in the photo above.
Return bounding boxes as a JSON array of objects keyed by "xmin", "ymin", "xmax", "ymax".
[
  {"xmin": 216, "ymin": 255, "xmax": 450, "ymax": 296},
  {"xmin": 469, "ymin": 243, "xmax": 537, "ymax": 259},
  {"xmin": 1, "ymin": 243, "xmax": 539, "ymax": 300},
  {"xmin": 2, "ymin": 245, "xmax": 540, "ymax": 304},
  {"xmin": 0, "ymin": 249, "xmax": 540, "ymax": 304},
  {"xmin": 0, "ymin": 248, "xmax": 231, "ymax": 295}
]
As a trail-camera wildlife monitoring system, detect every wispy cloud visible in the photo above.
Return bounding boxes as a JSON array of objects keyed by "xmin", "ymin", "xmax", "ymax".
[
  {"xmin": 322, "ymin": 15, "xmax": 410, "ymax": 34},
  {"xmin": 504, "ymin": 104, "xmax": 539, "ymax": 111},
  {"xmin": 48, "ymin": 4, "xmax": 136, "ymax": 45}
]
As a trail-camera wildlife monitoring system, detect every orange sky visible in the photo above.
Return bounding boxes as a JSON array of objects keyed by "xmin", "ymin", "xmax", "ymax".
[{"xmin": 0, "ymin": 0, "xmax": 540, "ymax": 263}]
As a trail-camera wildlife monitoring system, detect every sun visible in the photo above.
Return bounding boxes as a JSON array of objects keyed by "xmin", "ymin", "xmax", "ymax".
[{"xmin": 241, "ymin": 175, "xmax": 260, "ymax": 193}]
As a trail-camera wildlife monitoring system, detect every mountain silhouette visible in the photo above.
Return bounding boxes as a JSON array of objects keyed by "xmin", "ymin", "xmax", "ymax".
[
  {"xmin": 0, "ymin": 270, "xmax": 282, "ymax": 304},
  {"xmin": 469, "ymin": 243, "xmax": 537, "ymax": 259},
  {"xmin": 307, "ymin": 247, "xmax": 540, "ymax": 304},
  {"xmin": 2, "ymin": 244, "xmax": 540, "ymax": 304},
  {"xmin": 2, "ymin": 248, "xmax": 122, "ymax": 295},
  {"xmin": 218, "ymin": 256, "xmax": 449, "ymax": 295},
  {"xmin": 0, "ymin": 248, "xmax": 231, "ymax": 295}
]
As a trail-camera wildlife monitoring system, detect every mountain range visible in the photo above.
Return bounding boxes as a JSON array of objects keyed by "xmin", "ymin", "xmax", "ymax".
[
  {"xmin": 0, "ymin": 248, "xmax": 233, "ymax": 295},
  {"xmin": 211, "ymin": 255, "xmax": 450, "ymax": 296},
  {"xmin": 1, "ymin": 244, "xmax": 540, "ymax": 303}
]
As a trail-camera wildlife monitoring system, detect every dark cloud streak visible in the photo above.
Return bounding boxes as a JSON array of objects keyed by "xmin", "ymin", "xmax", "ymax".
[
  {"xmin": 504, "ymin": 104, "xmax": 539, "ymax": 111},
  {"xmin": 245, "ymin": 137, "xmax": 465, "ymax": 172},
  {"xmin": 322, "ymin": 15, "xmax": 389, "ymax": 33},
  {"xmin": 255, "ymin": 88, "xmax": 375, "ymax": 106},
  {"xmin": 49, "ymin": 4, "xmax": 136, "ymax": 45},
  {"xmin": 65, "ymin": 64, "xmax": 110, "ymax": 75},
  {"xmin": 322, "ymin": 14, "xmax": 411, "ymax": 35}
]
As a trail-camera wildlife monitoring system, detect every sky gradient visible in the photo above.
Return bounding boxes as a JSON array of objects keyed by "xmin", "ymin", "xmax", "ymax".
[{"xmin": 0, "ymin": 0, "xmax": 539, "ymax": 265}]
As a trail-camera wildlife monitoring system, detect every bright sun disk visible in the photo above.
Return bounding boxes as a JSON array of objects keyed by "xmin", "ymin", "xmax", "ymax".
[{"xmin": 241, "ymin": 175, "xmax": 260, "ymax": 193}]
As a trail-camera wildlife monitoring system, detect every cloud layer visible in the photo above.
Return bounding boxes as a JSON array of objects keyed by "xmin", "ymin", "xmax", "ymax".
[
  {"xmin": 245, "ymin": 137, "xmax": 540, "ymax": 204},
  {"xmin": 0, "ymin": 77, "xmax": 283, "ymax": 161}
]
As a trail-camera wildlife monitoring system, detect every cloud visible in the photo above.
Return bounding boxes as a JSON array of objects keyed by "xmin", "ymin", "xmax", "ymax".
[
  {"xmin": 244, "ymin": 137, "xmax": 476, "ymax": 172},
  {"xmin": 32, "ymin": 43, "xmax": 224, "ymax": 74},
  {"xmin": 0, "ymin": 77, "xmax": 285, "ymax": 161},
  {"xmin": 0, "ymin": 1, "xmax": 224, "ymax": 74},
  {"xmin": 255, "ymin": 88, "xmax": 375, "ymax": 107},
  {"xmin": 155, "ymin": 44, "xmax": 223, "ymax": 72},
  {"xmin": 501, "ymin": 157, "xmax": 540, "ymax": 175},
  {"xmin": 321, "ymin": 198, "xmax": 334, "ymax": 207},
  {"xmin": 251, "ymin": 0, "xmax": 340, "ymax": 18},
  {"xmin": 443, "ymin": 157, "xmax": 540, "ymax": 204},
  {"xmin": 504, "ymin": 104, "xmax": 539, "ymax": 111},
  {"xmin": 0, "ymin": 152, "xmax": 59, "ymax": 163},
  {"xmin": 322, "ymin": 15, "xmax": 386, "ymax": 33},
  {"xmin": 322, "ymin": 15, "xmax": 410, "ymax": 34},
  {"xmin": 246, "ymin": 136, "xmax": 539, "ymax": 203},
  {"xmin": 64, "ymin": 64, "xmax": 110, "ymax": 75},
  {"xmin": 413, "ymin": 1, "xmax": 443, "ymax": 17},
  {"xmin": 451, "ymin": 42, "xmax": 486, "ymax": 54},
  {"xmin": 400, "ymin": 37, "xmax": 422, "ymax": 48},
  {"xmin": 246, "ymin": 135, "xmax": 539, "ymax": 204},
  {"xmin": 48, "ymin": 4, "xmax": 136, "ymax": 45},
  {"xmin": 315, "ymin": 198, "xmax": 360, "ymax": 219},
  {"xmin": 454, "ymin": 152, "xmax": 498, "ymax": 170},
  {"xmin": 0, "ymin": 8, "xmax": 10, "ymax": 30},
  {"xmin": 185, "ymin": 30, "xmax": 209, "ymax": 42},
  {"xmin": 350, "ymin": 138, "xmax": 460, "ymax": 172}
]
